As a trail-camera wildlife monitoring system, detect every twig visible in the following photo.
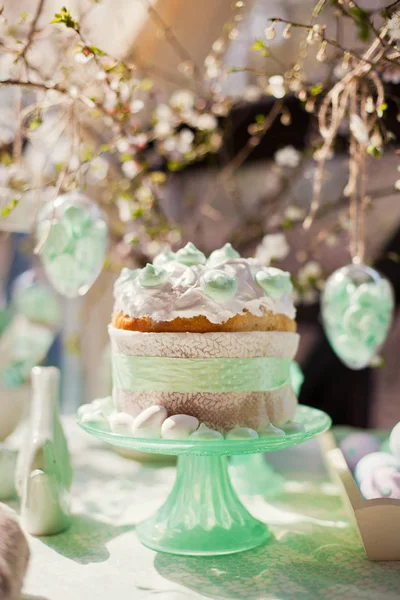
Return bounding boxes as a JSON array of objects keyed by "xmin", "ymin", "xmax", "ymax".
[
  {"xmin": 19, "ymin": 0, "xmax": 46, "ymax": 60},
  {"xmin": 220, "ymin": 101, "xmax": 283, "ymax": 177},
  {"xmin": 139, "ymin": 0, "xmax": 202, "ymax": 85}
]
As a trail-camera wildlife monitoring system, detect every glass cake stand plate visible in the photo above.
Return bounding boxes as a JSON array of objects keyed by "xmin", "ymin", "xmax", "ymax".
[{"xmin": 77, "ymin": 405, "xmax": 331, "ymax": 556}]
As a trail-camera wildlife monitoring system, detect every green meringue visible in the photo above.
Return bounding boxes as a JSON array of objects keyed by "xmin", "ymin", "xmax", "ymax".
[
  {"xmin": 208, "ymin": 243, "xmax": 240, "ymax": 266},
  {"xmin": 153, "ymin": 249, "xmax": 176, "ymax": 267},
  {"xmin": 255, "ymin": 267, "xmax": 292, "ymax": 297},
  {"xmin": 175, "ymin": 242, "xmax": 206, "ymax": 266},
  {"xmin": 201, "ymin": 269, "xmax": 238, "ymax": 301},
  {"xmin": 139, "ymin": 264, "xmax": 168, "ymax": 288}
]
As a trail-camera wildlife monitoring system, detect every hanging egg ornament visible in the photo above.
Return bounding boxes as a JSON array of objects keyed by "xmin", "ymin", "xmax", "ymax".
[
  {"xmin": 36, "ymin": 191, "xmax": 108, "ymax": 298},
  {"xmin": 322, "ymin": 264, "xmax": 394, "ymax": 370}
]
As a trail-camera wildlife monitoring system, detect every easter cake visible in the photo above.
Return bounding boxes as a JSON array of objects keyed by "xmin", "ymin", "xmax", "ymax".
[{"xmin": 108, "ymin": 243, "xmax": 300, "ymax": 437}]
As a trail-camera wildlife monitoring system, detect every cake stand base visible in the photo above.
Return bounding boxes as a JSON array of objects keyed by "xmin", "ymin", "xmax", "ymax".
[
  {"xmin": 78, "ymin": 404, "xmax": 331, "ymax": 556},
  {"xmin": 136, "ymin": 455, "xmax": 270, "ymax": 555}
]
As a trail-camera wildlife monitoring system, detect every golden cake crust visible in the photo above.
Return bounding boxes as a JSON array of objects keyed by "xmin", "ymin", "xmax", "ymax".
[{"xmin": 112, "ymin": 309, "xmax": 296, "ymax": 333}]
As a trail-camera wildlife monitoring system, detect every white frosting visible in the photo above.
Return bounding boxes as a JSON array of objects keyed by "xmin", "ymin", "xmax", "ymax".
[
  {"xmin": 113, "ymin": 257, "xmax": 295, "ymax": 323},
  {"xmin": 161, "ymin": 414, "xmax": 199, "ymax": 440}
]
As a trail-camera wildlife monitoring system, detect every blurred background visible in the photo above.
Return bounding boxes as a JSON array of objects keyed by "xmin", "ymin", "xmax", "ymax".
[{"xmin": 0, "ymin": 0, "xmax": 399, "ymax": 429}]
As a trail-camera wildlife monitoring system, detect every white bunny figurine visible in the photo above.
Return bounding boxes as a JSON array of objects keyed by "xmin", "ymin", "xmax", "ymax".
[{"xmin": 16, "ymin": 366, "xmax": 73, "ymax": 536}]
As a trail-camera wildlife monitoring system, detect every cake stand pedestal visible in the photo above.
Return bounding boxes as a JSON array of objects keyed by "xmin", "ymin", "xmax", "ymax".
[
  {"xmin": 77, "ymin": 405, "xmax": 330, "ymax": 556},
  {"xmin": 229, "ymin": 453, "xmax": 284, "ymax": 496}
]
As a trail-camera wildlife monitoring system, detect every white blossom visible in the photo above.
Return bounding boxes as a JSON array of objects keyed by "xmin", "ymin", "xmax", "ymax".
[
  {"xmin": 274, "ymin": 146, "xmax": 301, "ymax": 168},
  {"xmin": 154, "ymin": 121, "xmax": 173, "ymax": 138},
  {"xmin": 116, "ymin": 137, "xmax": 130, "ymax": 153},
  {"xmin": 176, "ymin": 128, "xmax": 194, "ymax": 153},
  {"xmin": 243, "ymin": 85, "xmax": 262, "ymax": 103},
  {"xmin": 298, "ymin": 261, "xmax": 322, "ymax": 286},
  {"xmin": 74, "ymin": 51, "xmax": 93, "ymax": 64},
  {"xmin": 136, "ymin": 187, "xmax": 153, "ymax": 203},
  {"xmin": 104, "ymin": 90, "xmax": 118, "ymax": 112},
  {"xmin": 301, "ymin": 288, "xmax": 318, "ymax": 305},
  {"xmin": 131, "ymin": 134, "xmax": 147, "ymax": 149},
  {"xmin": 121, "ymin": 160, "xmax": 140, "ymax": 179},
  {"xmin": 86, "ymin": 156, "xmax": 109, "ymax": 184},
  {"xmin": 388, "ymin": 13, "xmax": 400, "ymax": 40},
  {"xmin": 155, "ymin": 103, "xmax": 174, "ymax": 123},
  {"xmin": 130, "ymin": 99, "xmax": 144, "ymax": 113},
  {"xmin": 255, "ymin": 233, "xmax": 290, "ymax": 265},
  {"xmin": 395, "ymin": 179, "xmax": 400, "ymax": 191},
  {"xmin": 117, "ymin": 197, "xmax": 133, "ymax": 222},
  {"xmin": 284, "ymin": 205, "xmax": 305, "ymax": 221},
  {"xmin": 170, "ymin": 89, "xmax": 195, "ymax": 110},
  {"xmin": 349, "ymin": 114, "xmax": 369, "ymax": 144},
  {"xmin": 268, "ymin": 75, "xmax": 286, "ymax": 99},
  {"xmin": 196, "ymin": 113, "xmax": 218, "ymax": 131}
]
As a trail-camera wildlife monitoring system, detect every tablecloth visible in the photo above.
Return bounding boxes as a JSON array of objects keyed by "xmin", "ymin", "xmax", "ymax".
[{"xmin": 14, "ymin": 419, "xmax": 400, "ymax": 600}]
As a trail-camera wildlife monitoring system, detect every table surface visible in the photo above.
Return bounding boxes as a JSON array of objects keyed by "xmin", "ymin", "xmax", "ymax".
[{"xmin": 15, "ymin": 419, "xmax": 400, "ymax": 600}]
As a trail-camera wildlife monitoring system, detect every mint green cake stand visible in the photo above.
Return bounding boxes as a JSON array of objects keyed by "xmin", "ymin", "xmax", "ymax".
[{"xmin": 77, "ymin": 405, "xmax": 330, "ymax": 556}]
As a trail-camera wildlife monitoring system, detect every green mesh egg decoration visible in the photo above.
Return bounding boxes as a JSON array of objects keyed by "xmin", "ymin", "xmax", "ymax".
[
  {"xmin": 36, "ymin": 191, "xmax": 108, "ymax": 298},
  {"xmin": 322, "ymin": 264, "xmax": 394, "ymax": 370}
]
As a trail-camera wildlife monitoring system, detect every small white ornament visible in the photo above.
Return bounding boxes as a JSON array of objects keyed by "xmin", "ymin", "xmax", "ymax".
[
  {"xmin": 258, "ymin": 423, "xmax": 285, "ymax": 437},
  {"xmin": 189, "ymin": 423, "xmax": 223, "ymax": 441},
  {"xmin": 281, "ymin": 421, "xmax": 305, "ymax": 434},
  {"xmin": 81, "ymin": 409, "xmax": 110, "ymax": 431},
  {"xmin": 225, "ymin": 426, "xmax": 259, "ymax": 440},
  {"xmin": 389, "ymin": 422, "xmax": 400, "ymax": 458},
  {"xmin": 109, "ymin": 412, "xmax": 135, "ymax": 435},
  {"xmin": 131, "ymin": 405, "xmax": 168, "ymax": 438},
  {"xmin": 161, "ymin": 414, "xmax": 199, "ymax": 440}
]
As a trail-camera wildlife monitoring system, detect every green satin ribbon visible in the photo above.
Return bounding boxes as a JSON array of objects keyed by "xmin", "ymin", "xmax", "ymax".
[{"xmin": 112, "ymin": 354, "xmax": 291, "ymax": 393}]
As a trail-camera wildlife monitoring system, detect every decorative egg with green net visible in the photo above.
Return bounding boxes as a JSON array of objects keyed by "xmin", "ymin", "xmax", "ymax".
[
  {"xmin": 322, "ymin": 264, "xmax": 394, "ymax": 370},
  {"xmin": 36, "ymin": 191, "xmax": 108, "ymax": 298}
]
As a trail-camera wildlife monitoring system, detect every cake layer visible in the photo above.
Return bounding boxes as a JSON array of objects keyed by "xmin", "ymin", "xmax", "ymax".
[
  {"xmin": 109, "ymin": 327, "xmax": 299, "ymax": 432},
  {"xmin": 112, "ymin": 309, "xmax": 296, "ymax": 333}
]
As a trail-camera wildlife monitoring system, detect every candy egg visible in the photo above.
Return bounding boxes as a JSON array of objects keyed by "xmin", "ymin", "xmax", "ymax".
[
  {"xmin": 255, "ymin": 267, "xmax": 293, "ymax": 297},
  {"xmin": 201, "ymin": 269, "xmax": 238, "ymax": 301},
  {"xmin": 258, "ymin": 423, "xmax": 285, "ymax": 437},
  {"xmin": 360, "ymin": 465, "xmax": 400, "ymax": 500},
  {"xmin": 108, "ymin": 412, "xmax": 135, "ymax": 435},
  {"xmin": 339, "ymin": 432, "xmax": 380, "ymax": 472},
  {"xmin": 63, "ymin": 204, "xmax": 92, "ymax": 237},
  {"xmin": 189, "ymin": 423, "xmax": 223, "ymax": 441},
  {"xmin": 138, "ymin": 264, "xmax": 168, "ymax": 288},
  {"xmin": 161, "ymin": 414, "xmax": 199, "ymax": 440},
  {"xmin": 131, "ymin": 405, "xmax": 168, "ymax": 438},
  {"xmin": 175, "ymin": 242, "xmax": 206, "ymax": 266},
  {"xmin": 354, "ymin": 451, "xmax": 399, "ymax": 485},
  {"xmin": 207, "ymin": 243, "xmax": 240, "ymax": 266},
  {"xmin": 81, "ymin": 409, "xmax": 110, "ymax": 431},
  {"xmin": 225, "ymin": 426, "xmax": 258, "ymax": 440},
  {"xmin": 281, "ymin": 421, "xmax": 305, "ymax": 434},
  {"xmin": 389, "ymin": 421, "xmax": 400, "ymax": 458}
]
